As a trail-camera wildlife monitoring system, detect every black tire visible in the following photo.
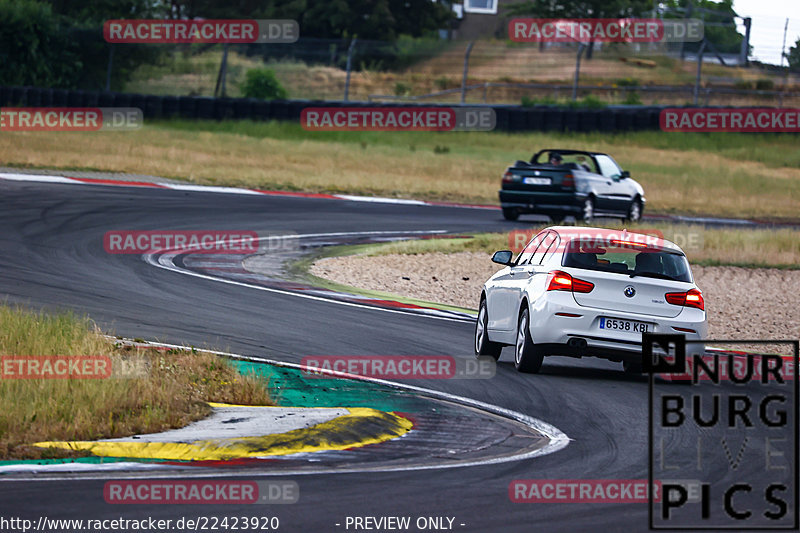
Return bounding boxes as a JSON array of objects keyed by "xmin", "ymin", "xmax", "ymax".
[
  {"xmin": 625, "ymin": 198, "xmax": 643, "ymax": 223},
  {"xmin": 502, "ymin": 207, "xmax": 520, "ymax": 221},
  {"xmin": 623, "ymin": 360, "xmax": 643, "ymax": 374},
  {"xmin": 514, "ymin": 308, "xmax": 544, "ymax": 373},
  {"xmin": 580, "ymin": 197, "xmax": 595, "ymax": 223},
  {"xmin": 475, "ymin": 298, "xmax": 502, "ymax": 360}
]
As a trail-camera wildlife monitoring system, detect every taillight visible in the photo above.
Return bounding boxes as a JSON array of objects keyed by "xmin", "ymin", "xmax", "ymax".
[
  {"xmin": 546, "ymin": 270, "xmax": 594, "ymax": 293},
  {"xmin": 665, "ymin": 288, "xmax": 704, "ymax": 311},
  {"xmin": 562, "ymin": 173, "xmax": 574, "ymax": 187},
  {"xmin": 502, "ymin": 171, "xmax": 513, "ymax": 183}
]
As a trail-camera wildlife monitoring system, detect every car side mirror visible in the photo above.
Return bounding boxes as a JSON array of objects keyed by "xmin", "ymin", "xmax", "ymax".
[
  {"xmin": 620, "ymin": 170, "xmax": 630, "ymax": 179},
  {"xmin": 492, "ymin": 250, "xmax": 514, "ymax": 266}
]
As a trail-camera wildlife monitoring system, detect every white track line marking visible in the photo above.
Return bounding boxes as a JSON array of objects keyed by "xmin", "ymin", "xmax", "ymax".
[
  {"xmin": 145, "ymin": 230, "xmax": 473, "ymax": 323},
  {"xmin": 0, "ymin": 173, "xmax": 495, "ymax": 209}
]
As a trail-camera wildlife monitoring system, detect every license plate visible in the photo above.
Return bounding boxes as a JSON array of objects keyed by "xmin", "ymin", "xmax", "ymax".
[
  {"xmin": 523, "ymin": 177, "xmax": 551, "ymax": 185},
  {"xmin": 599, "ymin": 317, "xmax": 650, "ymax": 333}
]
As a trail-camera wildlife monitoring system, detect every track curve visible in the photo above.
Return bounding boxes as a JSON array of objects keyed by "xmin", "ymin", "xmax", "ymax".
[{"xmin": 0, "ymin": 180, "xmax": 792, "ymax": 532}]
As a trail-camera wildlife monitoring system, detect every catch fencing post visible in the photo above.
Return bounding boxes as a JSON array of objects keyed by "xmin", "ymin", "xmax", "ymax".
[
  {"xmin": 105, "ymin": 45, "xmax": 114, "ymax": 91},
  {"xmin": 572, "ymin": 43, "xmax": 586, "ymax": 101},
  {"xmin": 214, "ymin": 44, "xmax": 230, "ymax": 98},
  {"xmin": 344, "ymin": 38, "xmax": 357, "ymax": 101},
  {"xmin": 693, "ymin": 40, "xmax": 706, "ymax": 105},
  {"xmin": 461, "ymin": 41, "xmax": 474, "ymax": 104}
]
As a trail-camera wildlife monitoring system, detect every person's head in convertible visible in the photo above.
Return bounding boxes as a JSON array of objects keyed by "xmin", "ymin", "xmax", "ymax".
[{"xmin": 549, "ymin": 152, "xmax": 563, "ymax": 166}]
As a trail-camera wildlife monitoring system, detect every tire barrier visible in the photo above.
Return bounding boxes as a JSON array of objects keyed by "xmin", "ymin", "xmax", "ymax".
[
  {"xmin": 214, "ymin": 98, "xmax": 235, "ymax": 120},
  {"xmin": 39, "ymin": 88, "xmax": 54, "ymax": 107},
  {"xmin": 84, "ymin": 91, "xmax": 99, "ymax": 107},
  {"xmin": 25, "ymin": 87, "xmax": 42, "ymax": 107},
  {"xmin": 508, "ymin": 108, "xmax": 527, "ymax": 132},
  {"xmin": 0, "ymin": 85, "xmax": 671, "ymax": 133},
  {"xmin": 233, "ymin": 98, "xmax": 253, "ymax": 120},
  {"xmin": 563, "ymin": 110, "xmax": 580, "ymax": 132},
  {"xmin": 177, "ymin": 96, "xmax": 196, "ymax": 119},
  {"xmin": 543, "ymin": 108, "xmax": 564, "ymax": 132},
  {"xmin": 10, "ymin": 87, "xmax": 28, "ymax": 106},
  {"xmin": 195, "ymin": 97, "xmax": 215, "ymax": 120},
  {"xmin": 144, "ymin": 95, "xmax": 163, "ymax": 119},
  {"xmin": 97, "ymin": 91, "xmax": 115, "ymax": 107},
  {"xmin": 66, "ymin": 90, "xmax": 85, "ymax": 107},
  {"xmin": 52, "ymin": 89, "xmax": 68, "ymax": 107},
  {"xmin": 494, "ymin": 107, "xmax": 511, "ymax": 131},
  {"xmin": 113, "ymin": 92, "xmax": 132, "ymax": 108}
]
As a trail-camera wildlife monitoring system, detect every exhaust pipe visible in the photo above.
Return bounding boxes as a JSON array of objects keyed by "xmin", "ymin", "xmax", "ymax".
[{"xmin": 568, "ymin": 337, "xmax": 587, "ymax": 349}]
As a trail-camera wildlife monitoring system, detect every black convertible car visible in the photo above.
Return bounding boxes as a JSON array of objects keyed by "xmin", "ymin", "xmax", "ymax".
[{"xmin": 499, "ymin": 149, "xmax": 646, "ymax": 223}]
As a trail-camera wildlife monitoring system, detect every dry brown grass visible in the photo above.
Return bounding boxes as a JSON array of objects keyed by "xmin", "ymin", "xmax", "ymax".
[
  {"xmin": 0, "ymin": 306, "xmax": 272, "ymax": 459},
  {"xmin": 1, "ymin": 123, "xmax": 798, "ymax": 219}
]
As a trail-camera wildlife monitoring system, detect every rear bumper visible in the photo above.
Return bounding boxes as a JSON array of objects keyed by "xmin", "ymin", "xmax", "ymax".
[
  {"xmin": 528, "ymin": 296, "xmax": 707, "ymax": 363},
  {"xmin": 499, "ymin": 190, "xmax": 586, "ymax": 215}
]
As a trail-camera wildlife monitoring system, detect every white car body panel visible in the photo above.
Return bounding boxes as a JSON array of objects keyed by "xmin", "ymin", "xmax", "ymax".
[{"xmin": 481, "ymin": 227, "xmax": 708, "ymax": 362}]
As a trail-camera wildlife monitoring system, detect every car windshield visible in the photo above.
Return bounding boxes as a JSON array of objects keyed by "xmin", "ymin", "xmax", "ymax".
[
  {"xmin": 562, "ymin": 241, "xmax": 693, "ymax": 283},
  {"xmin": 533, "ymin": 152, "xmax": 597, "ymax": 173}
]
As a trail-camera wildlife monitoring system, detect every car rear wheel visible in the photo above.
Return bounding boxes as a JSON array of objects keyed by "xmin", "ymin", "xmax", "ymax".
[
  {"xmin": 502, "ymin": 207, "xmax": 520, "ymax": 221},
  {"xmin": 514, "ymin": 308, "xmax": 544, "ymax": 373},
  {"xmin": 475, "ymin": 299, "xmax": 502, "ymax": 360},
  {"xmin": 580, "ymin": 197, "xmax": 594, "ymax": 223},
  {"xmin": 625, "ymin": 198, "xmax": 643, "ymax": 223}
]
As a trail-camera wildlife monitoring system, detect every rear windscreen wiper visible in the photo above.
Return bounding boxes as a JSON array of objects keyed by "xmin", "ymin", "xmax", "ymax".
[{"xmin": 630, "ymin": 271, "xmax": 679, "ymax": 281}]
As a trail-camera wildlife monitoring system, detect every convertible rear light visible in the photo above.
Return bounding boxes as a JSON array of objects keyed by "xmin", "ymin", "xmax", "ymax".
[
  {"xmin": 502, "ymin": 171, "xmax": 513, "ymax": 183},
  {"xmin": 665, "ymin": 288, "xmax": 704, "ymax": 311},
  {"xmin": 546, "ymin": 270, "xmax": 594, "ymax": 293},
  {"xmin": 562, "ymin": 173, "xmax": 575, "ymax": 187}
]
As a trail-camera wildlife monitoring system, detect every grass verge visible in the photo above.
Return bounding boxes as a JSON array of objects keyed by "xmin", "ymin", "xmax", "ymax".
[
  {"xmin": 1, "ymin": 120, "xmax": 798, "ymax": 220},
  {"xmin": 0, "ymin": 305, "xmax": 273, "ymax": 460},
  {"xmin": 358, "ymin": 224, "xmax": 800, "ymax": 270}
]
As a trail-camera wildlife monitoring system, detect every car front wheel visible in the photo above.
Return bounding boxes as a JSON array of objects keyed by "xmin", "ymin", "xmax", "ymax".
[
  {"xmin": 502, "ymin": 207, "xmax": 520, "ymax": 221},
  {"xmin": 475, "ymin": 299, "xmax": 502, "ymax": 360},
  {"xmin": 580, "ymin": 197, "xmax": 594, "ymax": 223},
  {"xmin": 625, "ymin": 198, "xmax": 643, "ymax": 222},
  {"xmin": 514, "ymin": 308, "xmax": 544, "ymax": 373}
]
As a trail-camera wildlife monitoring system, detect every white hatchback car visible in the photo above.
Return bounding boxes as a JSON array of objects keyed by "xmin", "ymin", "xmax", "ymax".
[{"xmin": 475, "ymin": 227, "xmax": 707, "ymax": 373}]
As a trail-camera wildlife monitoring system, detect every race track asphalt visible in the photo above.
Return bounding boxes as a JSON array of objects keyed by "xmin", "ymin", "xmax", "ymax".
[{"xmin": 0, "ymin": 180, "xmax": 794, "ymax": 532}]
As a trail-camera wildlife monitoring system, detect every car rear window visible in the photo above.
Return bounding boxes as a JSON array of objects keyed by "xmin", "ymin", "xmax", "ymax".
[{"xmin": 562, "ymin": 241, "xmax": 693, "ymax": 283}]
